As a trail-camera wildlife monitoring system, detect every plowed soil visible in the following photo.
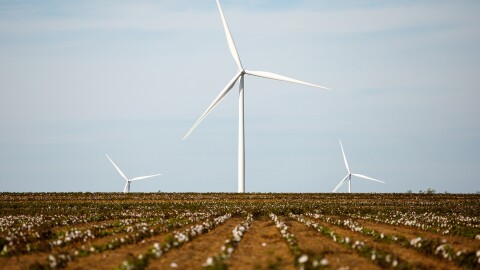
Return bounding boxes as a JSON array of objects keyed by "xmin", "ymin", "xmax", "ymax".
[
  {"xmin": 286, "ymin": 219, "xmax": 381, "ymax": 270},
  {"xmin": 308, "ymin": 216, "xmax": 462, "ymax": 270},
  {"xmin": 146, "ymin": 217, "xmax": 243, "ymax": 270},
  {"xmin": 1, "ymin": 193, "xmax": 478, "ymax": 270},
  {"xmin": 349, "ymin": 216, "xmax": 480, "ymax": 252},
  {"xmin": 227, "ymin": 218, "xmax": 296, "ymax": 270}
]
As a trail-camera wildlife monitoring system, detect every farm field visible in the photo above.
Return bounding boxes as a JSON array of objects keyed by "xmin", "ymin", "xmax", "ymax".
[{"xmin": 0, "ymin": 193, "xmax": 479, "ymax": 270}]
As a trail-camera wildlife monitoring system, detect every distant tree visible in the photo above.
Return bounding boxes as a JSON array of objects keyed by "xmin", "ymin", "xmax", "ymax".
[
  {"xmin": 426, "ymin": 188, "xmax": 436, "ymax": 194},
  {"xmin": 407, "ymin": 190, "xmax": 413, "ymax": 194},
  {"xmin": 419, "ymin": 190, "xmax": 423, "ymax": 194}
]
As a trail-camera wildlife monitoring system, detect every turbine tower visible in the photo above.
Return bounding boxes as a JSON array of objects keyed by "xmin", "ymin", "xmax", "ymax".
[
  {"xmin": 183, "ymin": 0, "xmax": 330, "ymax": 193},
  {"xmin": 106, "ymin": 154, "xmax": 162, "ymax": 193},
  {"xmin": 333, "ymin": 140, "xmax": 385, "ymax": 193}
]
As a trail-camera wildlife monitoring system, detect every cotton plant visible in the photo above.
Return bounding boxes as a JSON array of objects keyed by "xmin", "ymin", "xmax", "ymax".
[{"xmin": 203, "ymin": 214, "xmax": 254, "ymax": 269}]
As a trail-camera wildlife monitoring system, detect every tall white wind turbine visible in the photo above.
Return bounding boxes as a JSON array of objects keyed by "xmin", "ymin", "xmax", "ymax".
[
  {"xmin": 333, "ymin": 140, "xmax": 385, "ymax": 193},
  {"xmin": 183, "ymin": 0, "xmax": 330, "ymax": 193},
  {"xmin": 105, "ymin": 154, "xmax": 162, "ymax": 193}
]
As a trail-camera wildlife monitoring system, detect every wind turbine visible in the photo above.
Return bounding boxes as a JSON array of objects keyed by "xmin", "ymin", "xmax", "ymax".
[
  {"xmin": 105, "ymin": 154, "xmax": 162, "ymax": 193},
  {"xmin": 183, "ymin": 0, "xmax": 330, "ymax": 193},
  {"xmin": 333, "ymin": 140, "xmax": 385, "ymax": 193}
]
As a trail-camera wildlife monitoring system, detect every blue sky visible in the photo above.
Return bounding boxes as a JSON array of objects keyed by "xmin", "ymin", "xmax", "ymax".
[{"xmin": 0, "ymin": 0, "xmax": 479, "ymax": 193}]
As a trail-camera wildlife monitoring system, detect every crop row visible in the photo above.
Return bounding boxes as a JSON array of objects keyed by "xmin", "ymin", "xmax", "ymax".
[
  {"xmin": 308, "ymin": 213, "xmax": 480, "ymax": 269},
  {"xmin": 117, "ymin": 213, "xmax": 233, "ymax": 270},
  {"xmin": 202, "ymin": 213, "xmax": 254, "ymax": 269},
  {"xmin": 342, "ymin": 209, "xmax": 480, "ymax": 239},
  {"xmin": 1, "ymin": 193, "xmax": 478, "ymax": 269},
  {"xmin": 29, "ymin": 211, "xmax": 218, "ymax": 269},
  {"xmin": 0, "ymin": 209, "xmax": 213, "ymax": 257},
  {"xmin": 290, "ymin": 213, "xmax": 409, "ymax": 269},
  {"xmin": 271, "ymin": 213, "xmax": 329, "ymax": 270}
]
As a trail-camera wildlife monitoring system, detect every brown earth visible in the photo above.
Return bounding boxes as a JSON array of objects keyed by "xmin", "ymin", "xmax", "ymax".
[
  {"xmin": 1, "ymin": 193, "xmax": 478, "ymax": 270},
  {"xmin": 348, "ymin": 216, "xmax": 480, "ymax": 252},
  {"xmin": 286, "ymin": 219, "xmax": 381, "ymax": 270},
  {"xmin": 0, "ymin": 218, "xmax": 144, "ymax": 269},
  {"xmin": 226, "ymin": 218, "xmax": 296, "ymax": 270},
  {"xmin": 308, "ymin": 217, "xmax": 462, "ymax": 270},
  {"xmin": 0, "ymin": 219, "xmax": 190, "ymax": 270},
  {"xmin": 145, "ymin": 217, "xmax": 243, "ymax": 270},
  {"xmin": 52, "ymin": 219, "xmax": 120, "ymax": 234},
  {"xmin": 65, "ymin": 217, "xmax": 232, "ymax": 270},
  {"xmin": 0, "ymin": 232, "xmax": 139, "ymax": 270}
]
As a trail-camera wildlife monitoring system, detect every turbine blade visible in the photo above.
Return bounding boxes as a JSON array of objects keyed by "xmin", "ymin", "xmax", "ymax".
[
  {"xmin": 333, "ymin": 175, "xmax": 349, "ymax": 192},
  {"xmin": 352, "ymin": 173, "xmax": 385, "ymax": 183},
  {"xmin": 245, "ymin": 70, "xmax": 330, "ymax": 90},
  {"xmin": 123, "ymin": 182, "xmax": 129, "ymax": 193},
  {"xmin": 105, "ymin": 154, "xmax": 129, "ymax": 182},
  {"xmin": 130, "ymin": 174, "xmax": 162, "ymax": 181},
  {"xmin": 216, "ymin": 0, "xmax": 243, "ymax": 70},
  {"xmin": 183, "ymin": 72, "xmax": 242, "ymax": 140},
  {"xmin": 339, "ymin": 139, "xmax": 350, "ymax": 173}
]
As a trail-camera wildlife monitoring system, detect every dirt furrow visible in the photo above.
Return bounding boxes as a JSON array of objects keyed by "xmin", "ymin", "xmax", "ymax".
[
  {"xmin": 226, "ymin": 218, "xmax": 296, "ymax": 270},
  {"xmin": 0, "ymin": 231, "xmax": 155, "ymax": 270},
  {"xmin": 52, "ymin": 218, "xmax": 122, "ymax": 233},
  {"xmin": 0, "ymin": 227, "xmax": 154, "ymax": 270},
  {"xmin": 346, "ymin": 216, "xmax": 480, "ymax": 251},
  {"xmin": 309, "ymin": 217, "xmax": 462, "ymax": 270},
  {"xmin": 145, "ymin": 217, "xmax": 243, "ymax": 270},
  {"xmin": 286, "ymin": 219, "xmax": 381, "ymax": 270},
  {"xmin": 65, "ymin": 215, "xmax": 227, "ymax": 270},
  {"xmin": 0, "ymin": 216, "xmax": 200, "ymax": 270}
]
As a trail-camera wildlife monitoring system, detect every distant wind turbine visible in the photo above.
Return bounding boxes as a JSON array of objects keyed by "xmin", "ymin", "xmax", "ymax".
[
  {"xmin": 105, "ymin": 154, "xmax": 162, "ymax": 193},
  {"xmin": 183, "ymin": 0, "xmax": 330, "ymax": 193},
  {"xmin": 333, "ymin": 140, "xmax": 385, "ymax": 193}
]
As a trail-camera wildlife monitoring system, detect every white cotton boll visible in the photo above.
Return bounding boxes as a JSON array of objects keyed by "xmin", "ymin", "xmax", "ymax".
[
  {"xmin": 48, "ymin": 255, "xmax": 57, "ymax": 268},
  {"xmin": 435, "ymin": 244, "xmax": 444, "ymax": 254},
  {"xmin": 170, "ymin": 262, "xmax": 178, "ymax": 268},
  {"xmin": 410, "ymin": 237, "xmax": 422, "ymax": 247},
  {"xmin": 320, "ymin": 258, "xmax": 329, "ymax": 266},
  {"xmin": 298, "ymin": 254, "xmax": 308, "ymax": 264}
]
